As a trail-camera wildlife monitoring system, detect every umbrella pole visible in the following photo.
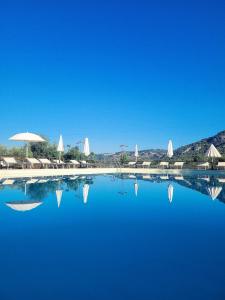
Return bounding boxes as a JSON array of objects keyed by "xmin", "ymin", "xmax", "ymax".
[{"xmin": 26, "ymin": 143, "xmax": 29, "ymax": 158}]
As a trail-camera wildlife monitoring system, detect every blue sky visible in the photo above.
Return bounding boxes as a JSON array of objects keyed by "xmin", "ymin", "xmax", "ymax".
[{"xmin": 0, "ymin": 0, "xmax": 225, "ymax": 152}]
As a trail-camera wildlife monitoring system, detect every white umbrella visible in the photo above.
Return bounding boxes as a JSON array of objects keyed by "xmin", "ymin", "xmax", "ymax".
[
  {"xmin": 167, "ymin": 140, "xmax": 173, "ymax": 158},
  {"xmin": 57, "ymin": 134, "xmax": 64, "ymax": 162},
  {"xmin": 206, "ymin": 144, "xmax": 221, "ymax": 163},
  {"xmin": 5, "ymin": 201, "xmax": 42, "ymax": 212},
  {"xmin": 207, "ymin": 186, "xmax": 222, "ymax": 200},
  {"xmin": 83, "ymin": 137, "xmax": 90, "ymax": 157},
  {"xmin": 9, "ymin": 132, "xmax": 45, "ymax": 157},
  {"xmin": 56, "ymin": 189, "xmax": 63, "ymax": 208},
  {"xmin": 168, "ymin": 184, "xmax": 174, "ymax": 203},
  {"xmin": 83, "ymin": 184, "xmax": 89, "ymax": 204},
  {"xmin": 134, "ymin": 180, "xmax": 138, "ymax": 196},
  {"xmin": 134, "ymin": 144, "xmax": 139, "ymax": 162}
]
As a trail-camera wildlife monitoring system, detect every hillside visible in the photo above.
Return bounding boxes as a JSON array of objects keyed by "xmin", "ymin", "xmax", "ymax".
[{"xmin": 173, "ymin": 130, "xmax": 225, "ymax": 160}]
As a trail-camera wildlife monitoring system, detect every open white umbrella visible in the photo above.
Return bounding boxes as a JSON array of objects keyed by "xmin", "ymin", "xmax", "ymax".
[
  {"xmin": 134, "ymin": 144, "xmax": 139, "ymax": 162},
  {"xmin": 167, "ymin": 140, "xmax": 173, "ymax": 158},
  {"xmin": 83, "ymin": 184, "xmax": 89, "ymax": 204},
  {"xmin": 5, "ymin": 200, "xmax": 42, "ymax": 212},
  {"xmin": 83, "ymin": 138, "xmax": 90, "ymax": 157},
  {"xmin": 56, "ymin": 189, "xmax": 63, "ymax": 208},
  {"xmin": 206, "ymin": 144, "xmax": 221, "ymax": 163},
  {"xmin": 9, "ymin": 132, "xmax": 45, "ymax": 157},
  {"xmin": 168, "ymin": 184, "xmax": 174, "ymax": 203},
  {"xmin": 207, "ymin": 186, "xmax": 222, "ymax": 200},
  {"xmin": 57, "ymin": 134, "xmax": 64, "ymax": 162}
]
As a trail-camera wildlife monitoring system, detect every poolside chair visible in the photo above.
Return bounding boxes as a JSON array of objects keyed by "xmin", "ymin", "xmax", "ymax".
[
  {"xmin": 25, "ymin": 158, "xmax": 42, "ymax": 169},
  {"xmin": 159, "ymin": 162, "xmax": 169, "ymax": 169},
  {"xmin": 1, "ymin": 157, "xmax": 22, "ymax": 169},
  {"xmin": 173, "ymin": 162, "xmax": 184, "ymax": 169},
  {"xmin": 68, "ymin": 160, "xmax": 80, "ymax": 168},
  {"xmin": 138, "ymin": 161, "xmax": 151, "ymax": 168},
  {"xmin": 38, "ymin": 158, "xmax": 54, "ymax": 168},
  {"xmin": 217, "ymin": 162, "xmax": 225, "ymax": 170},
  {"xmin": 126, "ymin": 161, "xmax": 136, "ymax": 168},
  {"xmin": 197, "ymin": 162, "xmax": 210, "ymax": 170},
  {"xmin": 52, "ymin": 159, "xmax": 66, "ymax": 168},
  {"xmin": 80, "ymin": 160, "xmax": 88, "ymax": 168}
]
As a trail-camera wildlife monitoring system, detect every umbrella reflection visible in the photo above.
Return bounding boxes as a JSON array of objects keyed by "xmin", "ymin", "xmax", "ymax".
[
  {"xmin": 168, "ymin": 184, "xmax": 174, "ymax": 203},
  {"xmin": 207, "ymin": 186, "xmax": 222, "ymax": 200},
  {"xmin": 83, "ymin": 184, "xmax": 89, "ymax": 204},
  {"xmin": 134, "ymin": 180, "xmax": 138, "ymax": 197},
  {"xmin": 56, "ymin": 189, "xmax": 63, "ymax": 208},
  {"xmin": 5, "ymin": 201, "xmax": 42, "ymax": 212}
]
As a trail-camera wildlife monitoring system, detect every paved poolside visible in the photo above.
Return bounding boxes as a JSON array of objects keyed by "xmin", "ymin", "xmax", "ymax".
[{"xmin": 0, "ymin": 167, "xmax": 224, "ymax": 179}]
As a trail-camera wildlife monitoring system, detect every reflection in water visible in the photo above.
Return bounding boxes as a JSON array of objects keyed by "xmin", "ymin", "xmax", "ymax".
[
  {"xmin": 5, "ymin": 201, "xmax": 42, "ymax": 212},
  {"xmin": 56, "ymin": 189, "xmax": 63, "ymax": 208},
  {"xmin": 83, "ymin": 184, "xmax": 89, "ymax": 204},
  {"xmin": 168, "ymin": 184, "xmax": 174, "ymax": 203},
  {"xmin": 1, "ymin": 174, "xmax": 225, "ymax": 211},
  {"xmin": 134, "ymin": 180, "xmax": 138, "ymax": 197},
  {"xmin": 207, "ymin": 186, "xmax": 222, "ymax": 200}
]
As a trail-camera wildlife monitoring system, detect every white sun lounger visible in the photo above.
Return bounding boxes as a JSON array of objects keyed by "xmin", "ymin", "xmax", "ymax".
[
  {"xmin": 69, "ymin": 160, "xmax": 80, "ymax": 168},
  {"xmin": 126, "ymin": 162, "xmax": 136, "ymax": 167},
  {"xmin": 159, "ymin": 162, "xmax": 169, "ymax": 168},
  {"xmin": 38, "ymin": 158, "xmax": 54, "ymax": 168},
  {"xmin": 52, "ymin": 159, "xmax": 66, "ymax": 168},
  {"xmin": 173, "ymin": 162, "xmax": 184, "ymax": 169},
  {"xmin": 1, "ymin": 157, "xmax": 21, "ymax": 169},
  {"xmin": 138, "ymin": 161, "xmax": 151, "ymax": 168},
  {"xmin": 217, "ymin": 162, "xmax": 225, "ymax": 169},
  {"xmin": 197, "ymin": 162, "xmax": 210, "ymax": 170},
  {"xmin": 26, "ymin": 158, "xmax": 41, "ymax": 168}
]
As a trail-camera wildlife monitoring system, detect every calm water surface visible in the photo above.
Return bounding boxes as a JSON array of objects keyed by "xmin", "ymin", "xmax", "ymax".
[{"xmin": 0, "ymin": 174, "xmax": 225, "ymax": 300}]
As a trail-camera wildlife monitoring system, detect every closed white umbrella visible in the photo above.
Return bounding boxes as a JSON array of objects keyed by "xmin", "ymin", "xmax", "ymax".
[
  {"xmin": 134, "ymin": 144, "xmax": 139, "ymax": 162},
  {"xmin": 168, "ymin": 184, "xmax": 174, "ymax": 203},
  {"xmin": 207, "ymin": 186, "xmax": 222, "ymax": 200},
  {"xmin": 56, "ymin": 189, "xmax": 63, "ymax": 208},
  {"xmin": 57, "ymin": 134, "xmax": 64, "ymax": 162},
  {"xmin": 9, "ymin": 132, "xmax": 45, "ymax": 157},
  {"xmin": 83, "ymin": 137, "xmax": 90, "ymax": 157},
  {"xmin": 83, "ymin": 184, "xmax": 89, "ymax": 204},
  {"xmin": 5, "ymin": 200, "xmax": 42, "ymax": 212},
  {"xmin": 167, "ymin": 140, "xmax": 173, "ymax": 158},
  {"xmin": 206, "ymin": 144, "xmax": 221, "ymax": 163}
]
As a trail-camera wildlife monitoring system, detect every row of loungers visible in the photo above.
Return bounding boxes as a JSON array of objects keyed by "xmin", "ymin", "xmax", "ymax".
[
  {"xmin": 125, "ymin": 161, "xmax": 225, "ymax": 169},
  {"xmin": 0, "ymin": 157, "xmax": 92, "ymax": 169},
  {"xmin": 125, "ymin": 161, "xmax": 184, "ymax": 168}
]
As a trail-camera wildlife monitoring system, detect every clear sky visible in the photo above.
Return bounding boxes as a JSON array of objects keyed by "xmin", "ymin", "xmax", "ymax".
[{"xmin": 0, "ymin": 0, "xmax": 225, "ymax": 153}]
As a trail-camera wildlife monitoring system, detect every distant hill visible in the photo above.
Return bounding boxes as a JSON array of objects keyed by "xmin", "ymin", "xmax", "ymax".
[
  {"xmin": 96, "ymin": 130, "xmax": 225, "ymax": 162},
  {"xmin": 173, "ymin": 130, "xmax": 225, "ymax": 160}
]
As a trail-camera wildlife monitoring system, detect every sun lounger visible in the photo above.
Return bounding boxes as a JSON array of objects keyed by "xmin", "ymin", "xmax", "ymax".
[
  {"xmin": 25, "ymin": 158, "xmax": 42, "ymax": 169},
  {"xmin": 52, "ymin": 159, "xmax": 66, "ymax": 168},
  {"xmin": 197, "ymin": 162, "xmax": 210, "ymax": 170},
  {"xmin": 159, "ymin": 162, "xmax": 169, "ymax": 168},
  {"xmin": 217, "ymin": 162, "xmax": 225, "ymax": 169},
  {"xmin": 126, "ymin": 161, "xmax": 136, "ymax": 167},
  {"xmin": 80, "ymin": 160, "xmax": 88, "ymax": 168},
  {"xmin": 38, "ymin": 158, "xmax": 54, "ymax": 168},
  {"xmin": 138, "ymin": 161, "xmax": 151, "ymax": 168},
  {"xmin": 173, "ymin": 162, "xmax": 184, "ymax": 169},
  {"xmin": 68, "ymin": 160, "xmax": 80, "ymax": 168},
  {"xmin": 1, "ymin": 157, "xmax": 22, "ymax": 169}
]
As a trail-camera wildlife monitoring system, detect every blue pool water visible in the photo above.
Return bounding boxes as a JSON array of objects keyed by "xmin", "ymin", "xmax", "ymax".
[{"xmin": 0, "ymin": 174, "xmax": 225, "ymax": 300}]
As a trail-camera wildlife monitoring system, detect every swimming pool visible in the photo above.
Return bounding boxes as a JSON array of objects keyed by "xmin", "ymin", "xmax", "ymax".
[{"xmin": 0, "ymin": 174, "xmax": 225, "ymax": 300}]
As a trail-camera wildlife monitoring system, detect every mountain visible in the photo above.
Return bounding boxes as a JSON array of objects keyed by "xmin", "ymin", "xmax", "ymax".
[
  {"xmin": 173, "ymin": 130, "xmax": 225, "ymax": 160},
  {"xmin": 96, "ymin": 130, "xmax": 225, "ymax": 161}
]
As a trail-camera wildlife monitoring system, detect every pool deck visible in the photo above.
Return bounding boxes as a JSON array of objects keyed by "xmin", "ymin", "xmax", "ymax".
[{"xmin": 0, "ymin": 167, "xmax": 224, "ymax": 179}]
